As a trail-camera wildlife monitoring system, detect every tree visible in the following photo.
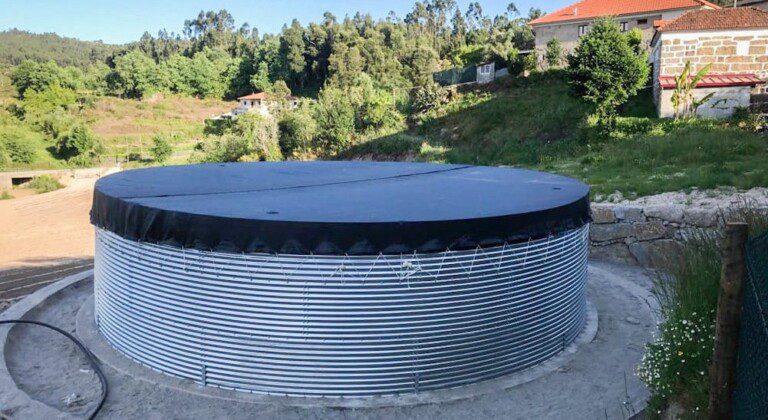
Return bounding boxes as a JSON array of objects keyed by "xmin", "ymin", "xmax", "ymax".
[
  {"xmin": 567, "ymin": 17, "xmax": 649, "ymax": 127},
  {"xmin": 56, "ymin": 124, "xmax": 104, "ymax": 163},
  {"xmin": 10, "ymin": 60, "xmax": 63, "ymax": 98},
  {"xmin": 671, "ymin": 61, "xmax": 713, "ymax": 119},
  {"xmin": 315, "ymin": 87, "xmax": 356, "ymax": 152},
  {"xmin": 150, "ymin": 134, "xmax": 173, "ymax": 163},
  {"xmin": 544, "ymin": 37, "xmax": 564, "ymax": 68},
  {"xmin": 278, "ymin": 105, "xmax": 317, "ymax": 156},
  {"xmin": 109, "ymin": 50, "xmax": 159, "ymax": 98}
]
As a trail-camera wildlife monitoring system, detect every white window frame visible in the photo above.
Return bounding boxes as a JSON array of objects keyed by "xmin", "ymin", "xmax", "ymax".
[
  {"xmin": 620, "ymin": 22, "xmax": 628, "ymax": 32},
  {"xmin": 479, "ymin": 64, "xmax": 492, "ymax": 74},
  {"xmin": 578, "ymin": 25, "xmax": 588, "ymax": 37}
]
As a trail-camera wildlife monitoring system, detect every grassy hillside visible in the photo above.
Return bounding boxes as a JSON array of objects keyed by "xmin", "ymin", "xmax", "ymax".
[
  {"xmin": 0, "ymin": 29, "xmax": 119, "ymax": 68},
  {"xmin": 346, "ymin": 71, "xmax": 768, "ymax": 199},
  {"xmin": 83, "ymin": 95, "xmax": 232, "ymax": 163}
]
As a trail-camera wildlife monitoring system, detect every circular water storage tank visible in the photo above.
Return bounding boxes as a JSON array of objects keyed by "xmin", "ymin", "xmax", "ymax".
[{"xmin": 90, "ymin": 162, "xmax": 591, "ymax": 397}]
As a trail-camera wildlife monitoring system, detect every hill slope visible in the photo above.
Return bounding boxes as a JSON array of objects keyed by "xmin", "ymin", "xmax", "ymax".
[
  {"xmin": 0, "ymin": 29, "xmax": 119, "ymax": 68},
  {"xmin": 346, "ymin": 72, "xmax": 768, "ymax": 198}
]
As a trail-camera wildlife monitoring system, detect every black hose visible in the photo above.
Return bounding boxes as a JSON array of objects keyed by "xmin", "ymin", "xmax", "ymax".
[{"xmin": 0, "ymin": 320, "xmax": 107, "ymax": 420}]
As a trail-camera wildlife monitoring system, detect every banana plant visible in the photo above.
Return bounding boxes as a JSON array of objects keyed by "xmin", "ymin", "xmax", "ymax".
[{"xmin": 671, "ymin": 61, "xmax": 713, "ymax": 119}]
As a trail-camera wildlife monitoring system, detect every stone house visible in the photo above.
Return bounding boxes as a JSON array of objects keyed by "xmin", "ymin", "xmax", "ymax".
[
  {"xmin": 651, "ymin": 7, "xmax": 768, "ymax": 118},
  {"xmin": 529, "ymin": 0, "xmax": 719, "ymax": 66},
  {"xmin": 235, "ymin": 92, "xmax": 299, "ymax": 116}
]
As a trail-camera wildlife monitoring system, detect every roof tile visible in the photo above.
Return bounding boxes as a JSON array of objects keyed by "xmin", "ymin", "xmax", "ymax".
[
  {"xmin": 529, "ymin": 0, "xmax": 720, "ymax": 26},
  {"xmin": 658, "ymin": 7, "xmax": 768, "ymax": 31}
]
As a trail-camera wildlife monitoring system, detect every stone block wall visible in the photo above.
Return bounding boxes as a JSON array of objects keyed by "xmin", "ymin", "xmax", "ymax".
[
  {"xmin": 655, "ymin": 29, "xmax": 768, "ymax": 95},
  {"xmin": 588, "ymin": 203, "xmax": 726, "ymax": 269}
]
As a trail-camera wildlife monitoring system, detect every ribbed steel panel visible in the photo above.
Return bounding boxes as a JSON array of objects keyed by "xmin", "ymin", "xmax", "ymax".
[{"xmin": 93, "ymin": 225, "xmax": 589, "ymax": 397}]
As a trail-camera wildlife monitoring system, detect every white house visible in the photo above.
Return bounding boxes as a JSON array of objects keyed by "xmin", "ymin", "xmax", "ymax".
[
  {"xmin": 529, "ymin": 0, "xmax": 719, "ymax": 66},
  {"xmin": 651, "ymin": 7, "xmax": 768, "ymax": 118},
  {"xmin": 235, "ymin": 92, "xmax": 299, "ymax": 116}
]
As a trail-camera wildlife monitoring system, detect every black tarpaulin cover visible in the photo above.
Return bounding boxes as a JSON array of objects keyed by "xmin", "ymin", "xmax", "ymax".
[{"xmin": 90, "ymin": 162, "xmax": 591, "ymax": 255}]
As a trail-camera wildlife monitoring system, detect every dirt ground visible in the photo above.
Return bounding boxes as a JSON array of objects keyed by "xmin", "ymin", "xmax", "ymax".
[{"xmin": 0, "ymin": 177, "xmax": 97, "ymax": 301}]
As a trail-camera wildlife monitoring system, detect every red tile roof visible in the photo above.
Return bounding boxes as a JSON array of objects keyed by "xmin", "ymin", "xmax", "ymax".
[
  {"xmin": 658, "ymin": 73, "xmax": 765, "ymax": 89},
  {"xmin": 657, "ymin": 7, "xmax": 768, "ymax": 31},
  {"xmin": 529, "ymin": 0, "xmax": 720, "ymax": 26},
  {"xmin": 238, "ymin": 92, "xmax": 268, "ymax": 100}
]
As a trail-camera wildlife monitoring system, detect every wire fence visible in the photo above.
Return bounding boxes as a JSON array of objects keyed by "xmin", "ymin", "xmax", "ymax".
[
  {"xmin": 433, "ymin": 65, "xmax": 476, "ymax": 86},
  {"xmin": 733, "ymin": 231, "xmax": 768, "ymax": 419}
]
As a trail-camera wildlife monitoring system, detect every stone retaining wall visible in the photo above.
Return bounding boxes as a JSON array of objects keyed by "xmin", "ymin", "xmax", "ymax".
[{"xmin": 589, "ymin": 203, "xmax": 723, "ymax": 269}]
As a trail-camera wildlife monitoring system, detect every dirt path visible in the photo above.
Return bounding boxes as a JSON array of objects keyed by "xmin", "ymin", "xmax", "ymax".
[{"xmin": 0, "ymin": 177, "xmax": 98, "ymax": 302}]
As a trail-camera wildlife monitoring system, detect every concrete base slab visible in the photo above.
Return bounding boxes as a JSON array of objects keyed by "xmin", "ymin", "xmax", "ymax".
[{"xmin": 0, "ymin": 262, "xmax": 658, "ymax": 419}]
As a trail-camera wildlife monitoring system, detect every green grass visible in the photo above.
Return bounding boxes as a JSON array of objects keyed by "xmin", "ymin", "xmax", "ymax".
[
  {"xmin": 348, "ymin": 70, "xmax": 768, "ymax": 199},
  {"xmin": 0, "ymin": 190, "xmax": 11, "ymax": 200},
  {"xmin": 27, "ymin": 175, "xmax": 64, "ymax": 193}
]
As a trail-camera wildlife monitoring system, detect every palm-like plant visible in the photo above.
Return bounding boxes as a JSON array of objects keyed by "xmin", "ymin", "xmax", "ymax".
[{"xmin": 671, "ymin": 61, "xmax": 713, "ymax": 119}]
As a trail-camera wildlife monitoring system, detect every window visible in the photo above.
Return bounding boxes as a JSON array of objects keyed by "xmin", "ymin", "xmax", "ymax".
[
  {"xmin": 736, "ymin": 40, "xmax": 750, "ymax": 56},
  {"xmin": 620, "ymin": 22, "xmax": 628, "ymax": 32},
  {"xmin": 578, "ymin": 25, "xmax": 588, "ymax": 37},
  {"xmin": 479, "ymin": 64, "xmax": 492, "ymax": 74},
  {"xmin": 637, "ymin": 19, "xmax": 648, "ymax": 25}
]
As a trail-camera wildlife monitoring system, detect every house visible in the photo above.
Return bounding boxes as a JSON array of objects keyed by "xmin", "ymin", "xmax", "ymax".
[
  {"xmin": 651, "ymin": 7, "xmax": 768, "ymax": 118},
  {"xmin": 433, "ymin": 61, "xmax": 506, "ymax": 86},
  {"xmin": 529, "ymin": 0, "xmax": 720, "ymax": 65},
  {"xmin": 235, "ymin": 92, "xmax": 299, "ymax": 117}
]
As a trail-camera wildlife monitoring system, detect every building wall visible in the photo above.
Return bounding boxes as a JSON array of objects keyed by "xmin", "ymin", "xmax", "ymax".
[
  {"xmin": 652, "ymin": 28, "xmax": 768, "ymax": 116},
  {"xmin": 476, "ymin": 62, "xmax": 496, "ymax": 84},
  {"xmin": 657, "ymin": 85, "xmax": 753, "ymax": 118},
  {"xmin": 532, "ymin": 9, "xmax": 697, "ymax": 68}
]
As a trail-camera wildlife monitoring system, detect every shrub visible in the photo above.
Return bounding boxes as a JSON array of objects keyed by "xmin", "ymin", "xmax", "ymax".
[
  {"xmin": 410, "ymin": 82, "xmax": 447, "ymax": 115},
  {"xmin": 56, "ymin": 124, "xmax": 104, "ymax": 164},
  {"xmin": 0, "ymin": 127, "xmax": 38, "ymax": 164},
  {"xmin": 545, "ymin": 38, "xmax": 564, "ymax": 68},
  {"xmin": 278, "ymin": 107, "xmax": 317, "ymax": 156},
  {"xmin": 150, "ymin": 134, "xmax": 173, "ymax": 163},
  {"xmin": 315, "ymin": 87, "xmax": 356, "ymax": 153},
  {"xmin": 0, "ymin": 190, "xmax": 11, "ymax": 200},
  {"xmin": 28, "ymin": 175, "xmax": 64, "ymax": 194},
  {"xmin": 567, "ymin": 17, "xmax": 649, "ymax": 127}
]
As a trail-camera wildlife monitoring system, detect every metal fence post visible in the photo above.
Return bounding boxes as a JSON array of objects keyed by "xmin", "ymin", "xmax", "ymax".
[{"xmin": 708, "ymin": 222, "xmax": 749, "ymax": 420}]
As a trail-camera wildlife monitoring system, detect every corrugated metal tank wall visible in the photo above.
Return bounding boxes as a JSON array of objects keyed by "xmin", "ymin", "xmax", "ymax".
[{"xmin": 94, "ymin": 225, "xmax": 589, "ymax": 397}]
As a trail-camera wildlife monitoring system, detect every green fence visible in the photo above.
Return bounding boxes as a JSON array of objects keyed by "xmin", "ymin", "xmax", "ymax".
[
  {"xmin": 433, "ymin": 65, "xmax": 476, "ymax": 86},
  {"xmin": 733, "ymin": 231, "xmax": 768, "ymax": 419}
]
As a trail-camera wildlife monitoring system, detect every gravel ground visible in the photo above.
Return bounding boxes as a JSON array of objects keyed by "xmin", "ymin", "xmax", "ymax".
[{"xmin": 4, "ymin": 262, "xmax": 656, "ymax": 419}]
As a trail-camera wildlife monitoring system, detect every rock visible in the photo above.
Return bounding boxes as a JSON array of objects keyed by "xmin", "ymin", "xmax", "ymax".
[
  {"xmin": 614, "ymin": 206, "xmax": 645, "ymax": 222},
  {"xmin": 683, "ymin": 208, "xmax": 722, "ymax": 227},
  {"xmin": 62, "ymin": 393, "xmax": 84, "ymax": 408},
  {"xmin": 644, "ymin": 204, "xmax": 684, "ymax": 223},
  {"xmin": 633, "ymin": 221, "xmax": 668, "ymax": 241},
  {"xmin": 629, "ymin": 240, "xmax": 684, "ymax": 269},
  {"xmin": 589, "ymin": 243, "xmax": 637, "ymax": 265},
  {"xmin": 590, "ymin": 223, "xmax": 633, "ymax": 243},
  {"xmin": 591, "ymin": 204, "xmax": 616, "ymax": 224},
  {"xmin": 625, "ymin": 316, "xmax": 640, "ymax": 325}
]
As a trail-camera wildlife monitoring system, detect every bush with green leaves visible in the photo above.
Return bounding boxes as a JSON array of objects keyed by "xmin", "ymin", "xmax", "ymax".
[
  {"xmin": 278, "ymin": 106, "xmax": 317, "ymax": 156},
  {"xmin": 567, "ymin": 17, "xmax": 649, "ymax": 127},
  {"xmin": 28, "ymin": 175, "xmax": 64, "ymax": 194},
  {"xmin": 315, "ymin": 87, "xmax": 356, "ymax": 153},
  {"xmin": 410, "ymin": 82, "xmax": 447, "ymax": 115},
  {"xmin": 544, "ymin": 37, "xmax": 564, "ymax": 68},
  {"xmin": 56, "ymin": 124, "xmax": 104, "ymax": 164},
  {"xmin": 150, "ymin": 134, "xmax": 174, "ymax": 163},
  {"xmin": 0, "ymin": 126, "xmax": 39, "ymax": 164}
]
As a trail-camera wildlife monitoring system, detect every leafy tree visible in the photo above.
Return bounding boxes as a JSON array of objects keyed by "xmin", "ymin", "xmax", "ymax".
[
  {"xmin": 150, "ymin": 134, "xmax": 173, "ymax": 162},
  {"xmin": 20, "ymin": 83, "xmax": 77, "ymax": 120},
  {"xmin": 56, "ymin": 124, "xmax": 104, "ymax": 165},
  {"xmin": 545, "ymin": 37, "xmax": 564, "ymax": 68},
  {"xmin": 315, "ymin": 87, "xmax": 356, "ymax": 152},
  {"xmin": 0, "ymin": 126, "xmax": 39, "ymax": 163},
  {"xmin": 671, "ymin": 61, "xmax": 713, "ymax": 119},
  {"xmin": 567, "ymin": 17, "xmax": 649, "ymax": 127},
  {"xmin": 250, "ymin": 61, "xmax": 272, "ymax": 92},
  {"xmin": 278, "ymin": 105, "xmax": 317, "ymax": 156},
  {"xmin": 109, "ymin": 50, "xmax": 159, "ymax": 98},
  {"xmin": 10, "ymin": 60, "xmax": 63, "ymax": 97}
]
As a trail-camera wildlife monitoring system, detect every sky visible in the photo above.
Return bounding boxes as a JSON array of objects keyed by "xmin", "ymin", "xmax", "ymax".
[{"xmin": 0, "ymin": 0, "xmax": 570, "ymax": 45}]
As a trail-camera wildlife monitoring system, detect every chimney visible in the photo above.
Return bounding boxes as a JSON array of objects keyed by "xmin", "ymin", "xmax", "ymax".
[{"xmin": 574, "ymin": 7, "xmax": 579, "ymax": 16}]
